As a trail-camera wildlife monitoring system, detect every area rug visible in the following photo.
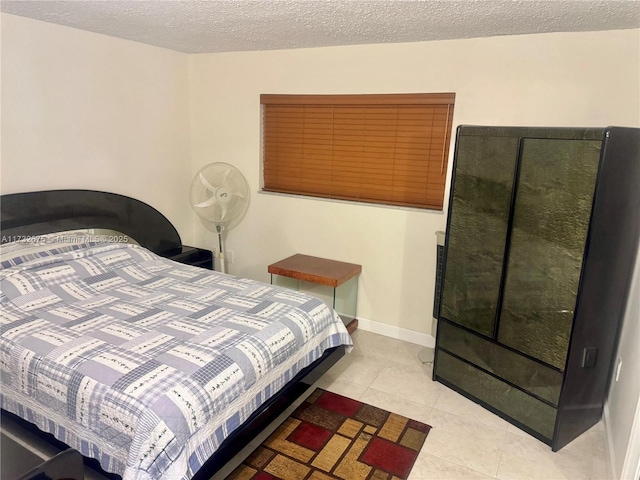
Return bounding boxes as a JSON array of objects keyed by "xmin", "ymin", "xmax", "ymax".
[{"xmin": 228, "ymin": 388, "xmax": 432, "ymax": 480}]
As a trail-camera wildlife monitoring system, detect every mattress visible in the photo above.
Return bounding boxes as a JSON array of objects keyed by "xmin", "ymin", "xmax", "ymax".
[{"xmin": 0, "ymin": 238, "xmax": 352, "ymax": 479}]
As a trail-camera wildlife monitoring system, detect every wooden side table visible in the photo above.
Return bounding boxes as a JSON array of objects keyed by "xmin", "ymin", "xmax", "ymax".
[{"xmin": 268, "ymin": 254, "xmax": 361, "ymax": 334}]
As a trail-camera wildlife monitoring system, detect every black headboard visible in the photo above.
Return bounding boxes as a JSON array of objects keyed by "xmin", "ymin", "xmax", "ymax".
[{"xmin": 1, "ymin": 190, "xmax": 182, "ymax": 254}]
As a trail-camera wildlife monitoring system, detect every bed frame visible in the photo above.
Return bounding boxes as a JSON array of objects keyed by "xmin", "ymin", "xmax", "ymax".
[{"xmin": 0, "ymin": 189, "xmax": 346, "ymax": 479}]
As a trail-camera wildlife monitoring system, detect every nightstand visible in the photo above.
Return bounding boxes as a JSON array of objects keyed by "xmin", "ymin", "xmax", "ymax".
[
  {"xmin": 268, "ymin": 254, "xmax": 361, "ymax": 333},
  {"xmin": 160, "ymin": 245, "xmax": 213, "ymax": 270}
]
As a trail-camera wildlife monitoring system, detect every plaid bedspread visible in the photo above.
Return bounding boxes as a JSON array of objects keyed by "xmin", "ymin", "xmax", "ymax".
[{"xmin": 0, "ymin": 242, "xmax": 351, "ymax": 479}]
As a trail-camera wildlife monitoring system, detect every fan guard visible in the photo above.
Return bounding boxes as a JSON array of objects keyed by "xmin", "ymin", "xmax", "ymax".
[{"xmin": 190, "ymin": 162, "xmax": 250, "ymax": 272}]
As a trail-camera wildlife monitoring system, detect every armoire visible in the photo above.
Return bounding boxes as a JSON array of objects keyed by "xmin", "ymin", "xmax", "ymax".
[{"xmin": 433, "ymin": 126, "xmax": 639, "ymax": 451}]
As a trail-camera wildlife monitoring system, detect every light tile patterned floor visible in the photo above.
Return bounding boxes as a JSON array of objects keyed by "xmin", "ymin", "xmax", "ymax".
[{"xmin": 212, "ymin": 330, "xmax": 611, "ymax": 480}]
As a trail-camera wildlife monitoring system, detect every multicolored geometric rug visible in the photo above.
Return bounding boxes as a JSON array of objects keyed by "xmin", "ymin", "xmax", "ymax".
[{"xmin": 228, "ymin": 388, "xmax": 432, "ymax": 480}]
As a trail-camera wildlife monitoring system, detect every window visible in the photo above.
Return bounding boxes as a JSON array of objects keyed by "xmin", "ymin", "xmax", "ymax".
[{"xmin": 261, "ymin": 93, "xmax": 455, "ymax": 210}]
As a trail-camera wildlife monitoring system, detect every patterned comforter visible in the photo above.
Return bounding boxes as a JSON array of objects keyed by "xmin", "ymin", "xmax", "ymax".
[{"xmin": 0, "ymin": 241, "xmax": 352, "ymax": 479}]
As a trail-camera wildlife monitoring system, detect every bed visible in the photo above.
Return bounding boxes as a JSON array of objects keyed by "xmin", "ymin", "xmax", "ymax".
[{"xmin": 0, "ymin": 189, "xmax": 352, "ymax": 480}]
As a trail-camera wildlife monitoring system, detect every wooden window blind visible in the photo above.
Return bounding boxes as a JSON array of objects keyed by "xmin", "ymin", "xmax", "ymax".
[{"xmin": 261, "ymin": 93, "xmax": 455, "ymax": 210}]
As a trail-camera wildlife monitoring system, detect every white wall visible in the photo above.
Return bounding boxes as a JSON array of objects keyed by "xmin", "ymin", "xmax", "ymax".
[
  {"xmin": 188, "ymin": 28, "xmax": 640, "ymax": 335},
  {"xmin": 0, "ymin": 14, "xmax": 194, "ymax": 243},
  {"xmin": 607, "ymin": 252, "xmax": 640, "ymax": 479}
]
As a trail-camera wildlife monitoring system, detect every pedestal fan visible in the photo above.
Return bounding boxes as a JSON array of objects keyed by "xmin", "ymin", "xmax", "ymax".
[{"xmin": 190, "ymin": 163, "xmax": 250, "ymax": 273}]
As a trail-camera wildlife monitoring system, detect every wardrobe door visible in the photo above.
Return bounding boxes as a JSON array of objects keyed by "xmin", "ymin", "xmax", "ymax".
[
  {"xmin": 440, "ymin": 133, "xmax": 519, "ymax": 336},
  {"xmin": 497, "ymin": 138, "xmax": 602, "ymax": 368}
]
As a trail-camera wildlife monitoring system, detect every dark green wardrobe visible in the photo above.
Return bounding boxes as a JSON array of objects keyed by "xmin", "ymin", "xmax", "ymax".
[{"xmin": 433, "ymin": 126, "xmax": 639, "ymax": 451}]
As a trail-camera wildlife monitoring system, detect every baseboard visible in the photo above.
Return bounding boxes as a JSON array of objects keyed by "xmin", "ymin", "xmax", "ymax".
[
  {"xmin": 603, "ymin": 402, "xmax": 618, "ymax": 480},
  {"xmin": 355, "ymin": 317, "xmax": 435, "ymax": 348}
]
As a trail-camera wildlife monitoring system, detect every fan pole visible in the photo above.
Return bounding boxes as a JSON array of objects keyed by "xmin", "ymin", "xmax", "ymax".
[{"xmin": 216, "ymin": 224, "xmax": 226, "ymax": 274}]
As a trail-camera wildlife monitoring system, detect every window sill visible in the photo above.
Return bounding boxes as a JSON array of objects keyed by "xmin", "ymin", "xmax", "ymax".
[{"xmin": 257, "ymin": 190, "xmax": 445, "ymax": 214}]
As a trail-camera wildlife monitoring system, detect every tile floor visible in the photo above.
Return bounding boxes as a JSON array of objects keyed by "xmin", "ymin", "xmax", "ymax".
[{"xmin": 213, "ymin": 330, "xmax": 612, "ymax": 480}]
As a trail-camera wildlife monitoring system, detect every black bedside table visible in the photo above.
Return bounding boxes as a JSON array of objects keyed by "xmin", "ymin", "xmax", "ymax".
[{"xmin": 159, "ymin": 245, "xmax": 213, "ymax": 270}]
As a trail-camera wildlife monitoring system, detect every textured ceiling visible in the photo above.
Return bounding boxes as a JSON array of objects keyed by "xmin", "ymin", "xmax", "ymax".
[{"xmin": 2, "ymin": 0, "xmax": 639, "ymax": 54}]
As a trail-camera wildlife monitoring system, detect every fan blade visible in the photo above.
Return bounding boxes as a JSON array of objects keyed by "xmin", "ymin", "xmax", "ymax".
[
  {"xmin": 231, "ymin": 191, "xmax": 245, "ymax": 199},
  {"xmin": 221, "ymin": 168, "xmax": 232, "ymax": 185},
  {"xmin": 219, "ymin": 202, "xmax": 228, "ymax": 220},
  {"xmin": 199, "ymin": 172, "xmax": 218, "ymax": 192},
  {"xmin": 194, "ymin": 195, "xmax": 217, "ymax": 208}
]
